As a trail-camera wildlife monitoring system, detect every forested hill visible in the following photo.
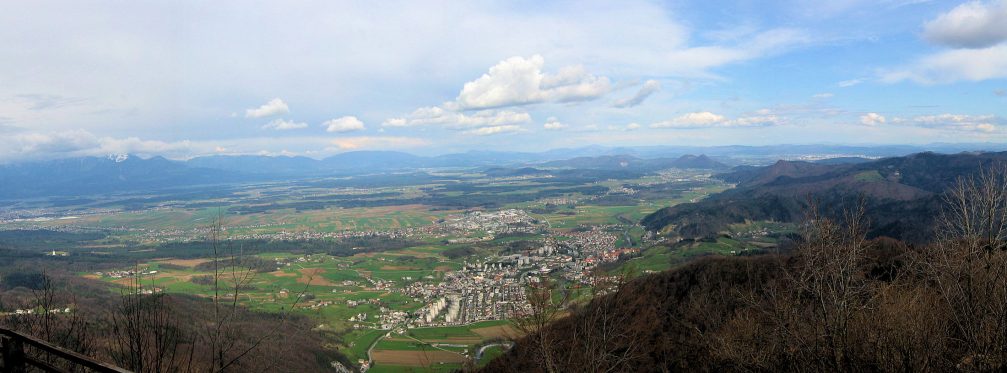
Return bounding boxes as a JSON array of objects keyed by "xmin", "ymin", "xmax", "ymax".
[{"xmin": 642, "ymin": 151, "xmax": 1007, "ymax": 243}]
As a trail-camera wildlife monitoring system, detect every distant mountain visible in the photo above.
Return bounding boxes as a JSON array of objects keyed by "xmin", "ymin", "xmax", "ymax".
[
  {"xmin": 642, "ymin": 151, "xmax": 1007, "ymax": 243},
  {"xmin": 671, "ymin": 154, "xmax": 729, "ymax": 169},
  {"xmin": 187, "ymin": 155, "xmax": 322, "ymax": 175},
  {"xmin": 812, "ymin": 156, "xmax": 876, "ymax": 165},
  {"xmin": 186, "ymin": 151, "xmax": 538, "ymax": 175},
  {"xmin": 321, "ymin": 151, "xmax": 426, "ymax": 172},
  {"xmin": 539, "ymin": 155, "xmax": 643, "ymax": 169},
  {"xmin": 433, "ymin": 150, "xmax": 543, "ymax": 167},
  {"xmin": 719, "ymin": 160, "xmax": 836, "ymax": 185},
  {"xmin": 4, "ymin": 145, "xmax": 1004, "ymax": 200},
  {"xmin": 538, "ymin": 154, "xmax": 728, "ymax": 171},
  {"xmin": 0, "ymin": 155, "xmax": 239, "ymax": 199}
]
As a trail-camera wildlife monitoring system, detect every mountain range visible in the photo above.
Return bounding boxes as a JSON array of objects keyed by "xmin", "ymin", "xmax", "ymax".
[
  {"xmin": 0, "ymin": 150, "xmax": 728, "ymax": 199},
  {"xmin": 4, "ymin": 143, "xmax": 1006, "ymax": 200},
  {"xmin": 642, "ymin": 151, "xmax": 1007, "ymax": 243}
]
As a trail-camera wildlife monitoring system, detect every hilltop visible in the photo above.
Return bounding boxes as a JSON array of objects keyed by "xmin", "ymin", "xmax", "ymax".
[{"xmin": 642, "ymin": 151, "xmax": 1007, "ymax": 243}]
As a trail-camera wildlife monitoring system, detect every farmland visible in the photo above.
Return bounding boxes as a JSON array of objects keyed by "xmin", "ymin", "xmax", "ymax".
[{"xmin": 1, "ymin": 165, "xmax": 761, "ymax": 371}]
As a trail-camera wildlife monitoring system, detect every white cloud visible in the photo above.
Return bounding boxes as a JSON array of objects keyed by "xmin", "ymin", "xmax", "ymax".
[
  {"xmin": 660, "ymin": 28, "xmax": 811, "ymax": 77},
  {"xmin": 323, "ymin": 116, "xmax": 366, "ymax": 133},
  {"xmin": 0, "ymin": 1, "xmax": 821, "ymax": 157},
  {"xmin": 885, "ymin": 2, "xmax": 1007, "ymax": 84},
  {"xmin": 881, "ymin": 44, "xmax": 1007, "ymax": 83},
  {"xmin": 923, "ymin": 0, "xmax": 1007, "ymax": 49},
  {"xmin": 812, "ymin": 92, "xmax": 834, "ymax": 99},
  {"xmin": 730, "ymin": 114, "xmax": 783, "ymax": 127},
  {"xmin": 0, "ymin": 129, "xmax": 438, "ymax": 162},
  {"xmin": 910, "ymin": 113, "xmax": 999, "ymax": 132},
  {"xmin": 98, "ymin": 136, "xmax": 198, "ymax": 156},
  {"xmin": 0, "ymin": 129, "xmax": 204, "ymax": 161},
  {"xmin": 383, "ymin": 106, "xmax": 531, "ymax": 129},
  {"xmin": 650, "ymin": 112, "xmax": 726, "ymax": 128},
  {"xmin": 245, "ymin": 98, "xmax": 290, "ymax": 118},
  {"xmin": 449, "ymin": 55, "xmax": 611, "ymax": 110},
  {"xmin": 14, "ymin": 94, "xmax": 87, "ymax": 111},
  {"xmin": 607, "ymin": 123, "xmax": 644, "ymax": 132},
  {"xmin": 1, "ymin": 129, "xmax": 99, "ymax": 158},
  {"xmin": 543, "ymin": 117, "xmax": 567, "ymax": 130},
  {"xmin": 860, "ymin": 112, "xmax": 886, "ymax": 126},
  {"xmin": 612, "ymin": 80, "xmax": 661, "ymax": 108},
  {"xmin": 464, "ymin": 125, "xmax": 523, "ymax": 136},
  {"xmin": 262, "ymin": 118, "xmax": 307, "ymax": 130},
  {"xmin": 650, "ymin": 110, "xmax": 785, "ymax": 129},
  {"xmin": 837, "ymin": 78, "xmax": 864, "ymax": 87},
  {"xmin": 328, "ymin": 136, "xmax": 429, "ymax": 150}
]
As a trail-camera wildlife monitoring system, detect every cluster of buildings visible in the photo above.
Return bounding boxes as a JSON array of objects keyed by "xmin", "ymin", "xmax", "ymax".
[
  {"xmin": 378, "ymin": 225, "xmax": 645, "ymax": 328},
  {"xmin": 0, "ymin": 206, "xmax": 119, "ymax": 224},
  {"xmin": 1, "ymin": 307, "xmax": 73, "ymax": 317},
  {"xmin": 416, "ymin": 295, "xmax": 462, "ymax": 323},
  {"xmin": 592, "ymin": 247, "xmax": 640, "ymax": 263},
  {"xmin": 442, "ymin": 209, "xmax": 541, "ymax": 235},
  {"xmin": 95, "ymin": 268, "xmax": 157, "ymax": 279},
  {"xmin": 376, "ymin": 310, "xmax": 409, "ymax": 330},
  {"xmin": 561, "ymin": 229, "xmax": 619, "ymax": 258}
]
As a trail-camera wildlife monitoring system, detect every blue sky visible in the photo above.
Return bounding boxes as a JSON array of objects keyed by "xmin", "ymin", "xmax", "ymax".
[{"xmin": 1, "ymin": 0, "xmax": 1006, "ymax": 160}]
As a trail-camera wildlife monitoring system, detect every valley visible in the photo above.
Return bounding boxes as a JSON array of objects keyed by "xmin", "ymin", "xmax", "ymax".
[
  {"xmin": 0, "ymin": 157, "xmax": 751, "ymax": 371},
  {"xmin": 6, "ymin": 149, "xmax": 1006, "ymax": 371}
]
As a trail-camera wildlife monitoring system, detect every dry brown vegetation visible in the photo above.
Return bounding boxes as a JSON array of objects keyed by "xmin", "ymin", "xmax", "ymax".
[
  {"xmin": 471, "ymin": 325, "xmax": 518, "ymax": 339},
  {"xmin": 296, "ymin": 268, "xmax": 336, "ymax": 286},
  {"xmin": 371, "ymin": 350, "xmax": 469, "ymax": 366}
]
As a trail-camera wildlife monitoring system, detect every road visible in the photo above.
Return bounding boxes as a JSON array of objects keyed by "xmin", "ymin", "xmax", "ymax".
[
  {"xmin": 475, "ymin": 342, "xmax": 513, "ymax": 363},
  {"xmin": 365, "ymin": 331, "xmax": 388, "ymax": 367}
]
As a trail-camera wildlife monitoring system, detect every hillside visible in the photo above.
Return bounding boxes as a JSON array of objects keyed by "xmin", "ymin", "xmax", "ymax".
[
  {"xmin": 643, "ymin": 151, "xmax": 1007, "ymax": 243},
  {"xmin": 481, "ymin": 255, "xmax": 785, "ymax": 372},
  {"xmin": 484, "ymin": 225, "xmax": 1007, "ymax": 372}
]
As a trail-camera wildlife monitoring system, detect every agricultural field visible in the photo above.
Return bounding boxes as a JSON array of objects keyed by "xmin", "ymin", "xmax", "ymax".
[
  {"xmin": 90, "ymin": 247, "xmax": 523, "ymax": 372},
  {"xmin": 5, "ymin": 166, "xmax": 755, "ymax": 370}
]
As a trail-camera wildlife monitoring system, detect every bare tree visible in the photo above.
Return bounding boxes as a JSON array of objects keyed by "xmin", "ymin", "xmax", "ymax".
[
  {"xmin": 763, "ymin": 198, "xmax": 871, "ymax": 370},
  {"xmin": 920, "ymin": 163, "xmax": 1007, "ymax": 370},
  {"xmin": 566, "ymin": 270, "xmax": 643, "ymax": 373},
  {"xmin": 510, "ymin": 277, "xmax": 571, "ymax": 373},
  {"xmin": 198, "ymin": 213, "xmax": 312, "ymax": 373},
  {"xmin": 730, "ymin": 198, "xmax": 876, "ymax": 371},
  {"xmin": 104, "ymin": 213, "xmax": 312, "ymax": 373},
  {"xmin": 108, "ymin": 268, "xmax": 195, "ymax": 373},
  {"xmin": 1, "ymin": 270, "xmax": 95, "ymax": 372}
]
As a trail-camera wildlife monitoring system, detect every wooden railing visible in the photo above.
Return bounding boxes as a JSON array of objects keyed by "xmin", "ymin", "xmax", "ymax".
[{"xmin": 0, "ymin": 328, "xmax": 131, "ymax": 373}]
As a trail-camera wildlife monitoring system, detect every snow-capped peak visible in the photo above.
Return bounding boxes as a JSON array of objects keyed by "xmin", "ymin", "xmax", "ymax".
[{"xmin": 107, "ymin": 154, "xmax": 129, "ymax": 163}]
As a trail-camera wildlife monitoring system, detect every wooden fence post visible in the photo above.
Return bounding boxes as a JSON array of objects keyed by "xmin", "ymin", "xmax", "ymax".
[{"xmin": 1, "ymin": 335, "xmax": 26, "ymax": 373}]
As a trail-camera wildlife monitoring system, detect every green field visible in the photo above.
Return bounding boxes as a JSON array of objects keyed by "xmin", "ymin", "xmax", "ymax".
[
  {"xmin": 615, "ymin": 237, "xmax": 753, "ymax": 273},
  {"xmin": 61, "ymin": 168, "xmax": 735, "ymax": 370}
]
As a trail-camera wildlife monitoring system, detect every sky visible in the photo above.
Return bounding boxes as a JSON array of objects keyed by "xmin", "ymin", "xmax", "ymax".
[{"xmin": 1, "ymin": 0, "xmax": 1006, "ymax": 161}]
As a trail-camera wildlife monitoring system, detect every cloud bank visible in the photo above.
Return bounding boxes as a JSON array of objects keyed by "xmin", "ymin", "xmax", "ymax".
[{"xmin": 245, "ymin": 98, "xmax": 290, "ymax": 118}]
